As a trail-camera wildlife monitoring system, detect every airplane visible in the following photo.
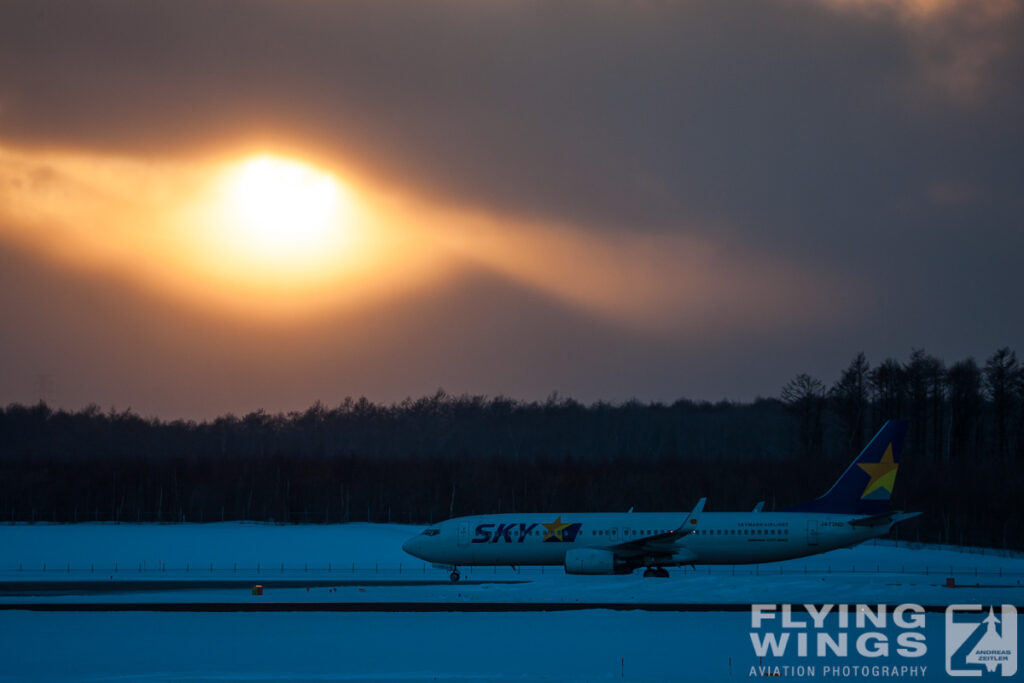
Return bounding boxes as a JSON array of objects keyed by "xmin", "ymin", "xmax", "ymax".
[{"xmin": 402, "ymin": 419, "xmax": 919, "ymax": 581}]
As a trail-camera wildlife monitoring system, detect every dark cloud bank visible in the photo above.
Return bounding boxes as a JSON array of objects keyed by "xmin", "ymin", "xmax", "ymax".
[{"xmin": 0, "ymin": 0, "xmax": 1021, "ymax": 415}]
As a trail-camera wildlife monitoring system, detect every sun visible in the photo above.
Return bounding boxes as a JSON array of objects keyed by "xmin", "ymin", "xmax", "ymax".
[{"xmin": 220, "ymin": 155, "xmax": 346, "ymax": 266}]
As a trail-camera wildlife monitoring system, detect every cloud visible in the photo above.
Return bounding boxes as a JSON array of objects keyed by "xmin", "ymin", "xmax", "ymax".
[
  {"xmin": 1, "ymin": 1, "xmax": 1021, "ymax": 241},
  {"xmin": 0, "ymin": 0, "xmax": 1021, "ymax": 412},
  {"xmin": 0, "ymin": 238, "xmax": 843, "ymax": 418},
  {"xmin": 0, "ymin": 143, "xmax": 845, "ymax": 338}
]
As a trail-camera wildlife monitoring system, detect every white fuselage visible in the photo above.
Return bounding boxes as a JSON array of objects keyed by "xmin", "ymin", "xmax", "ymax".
[{"xmin": 401, "ymin": 511, "xmax": 891, "ymax": 568}]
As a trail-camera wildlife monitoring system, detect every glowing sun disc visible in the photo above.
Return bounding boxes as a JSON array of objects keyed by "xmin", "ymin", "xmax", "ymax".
[{"xmin": 223, "ymin": 155, "xmax": 344, "ymax": 262}]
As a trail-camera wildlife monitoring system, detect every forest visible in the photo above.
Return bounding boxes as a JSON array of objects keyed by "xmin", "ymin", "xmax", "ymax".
[{"xmin": 0, "ymin": 347, "xmax": 1021, "ymax": 549}]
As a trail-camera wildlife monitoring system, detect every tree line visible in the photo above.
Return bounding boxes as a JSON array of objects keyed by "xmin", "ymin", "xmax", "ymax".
[{"xmin": 0, "ymin": 347, "xmax": 1021, "ymax": 549}]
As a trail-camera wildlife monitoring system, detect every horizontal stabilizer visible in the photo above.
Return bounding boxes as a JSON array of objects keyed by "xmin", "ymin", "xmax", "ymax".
[{"xmin": 849, "ymin": 511, "xmax": 921, "ymax": 527}]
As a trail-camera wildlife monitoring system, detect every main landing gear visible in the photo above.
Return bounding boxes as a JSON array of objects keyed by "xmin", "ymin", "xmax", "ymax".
[{"xmin": 643, "ymin": 567, "xmax": 670, "ymax": 578}]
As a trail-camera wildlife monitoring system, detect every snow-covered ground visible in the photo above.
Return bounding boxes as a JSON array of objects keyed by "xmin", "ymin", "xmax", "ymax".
[
  {"xmin": 0, "ymin": 523, "xmax": 1020, "ymax": 681},
  {"xmin": 1, "ymin": 522, "xmax": 1021, "ymax": 606},
  {"xmin": 0, "ymin": 609, "xmax": 955, "ymax": 682},
  {"xmin": 0, "ymin": 522, "xmax": 420, "ymax": 575}
]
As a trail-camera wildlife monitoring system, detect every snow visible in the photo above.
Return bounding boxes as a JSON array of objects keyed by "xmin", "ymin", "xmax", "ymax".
[
  {"xmin": 0, "ymin": 610, "xmax": 951, "ymax": 681},
  {"xmin": 1, "ymin": 522, "xmax": 1021, "ymax": 606},
  {"xmin": 0, "ymin": 522, "xmax": 419, "ymax": 574},
  {"xmin": 0, "ymin": 523, "xmax": 1020, "ymax": 680}
]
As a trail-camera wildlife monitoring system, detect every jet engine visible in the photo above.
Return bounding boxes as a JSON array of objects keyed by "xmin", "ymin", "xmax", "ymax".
[{"xmin": 564, "ymin": 548, "xmax": 618, "ymax": 574}]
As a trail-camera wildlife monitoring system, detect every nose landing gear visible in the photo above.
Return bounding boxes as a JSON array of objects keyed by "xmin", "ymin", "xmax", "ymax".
[{"xmin": 450, "ymin": 570, "xmax": 461, "ymax": 582}]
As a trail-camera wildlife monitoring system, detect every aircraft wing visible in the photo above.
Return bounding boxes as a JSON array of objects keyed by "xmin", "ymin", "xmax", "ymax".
[
  {"xmin": 609, "ymin": 528, "xmax": 693, "ymax": 555},
  {"xmin": 607, "ymin": 497, "xmax": 705, "ymax": 556}
]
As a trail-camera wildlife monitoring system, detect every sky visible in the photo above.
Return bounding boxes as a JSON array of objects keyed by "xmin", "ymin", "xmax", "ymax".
[{"xmin": 0, "ymin": 0, "xmax": 1021, "ymax": 419}]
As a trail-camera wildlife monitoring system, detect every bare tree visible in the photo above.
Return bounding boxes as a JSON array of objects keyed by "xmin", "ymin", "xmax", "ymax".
[
  {"xmin": 782, "ymin": 373, "xmax": 826, "ymax": 459},
  {"xmin": 904, "ymin": 349, "xmax": 944, "ymax": 461},
  {"xmin": 830, "ymin": 352, "xmax": 870, "ymax": 458},
  {"xmin": 946, "ymin": 358, "xmax": 982, "ymax": 461},
  {"xmin": 870, "ymin": 358, "xmax": 906, "ymax": 421},
  {"xmin": 985, "ymin": 348, "xmax": 1020, "ymax": 459}
]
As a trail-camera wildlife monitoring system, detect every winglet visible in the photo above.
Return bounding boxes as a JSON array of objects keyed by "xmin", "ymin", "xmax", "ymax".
[
  {"xmin": 675, "ymin": 497, "xmax": 705, "ymax": 534},
  {"xmin": 752, "ymin": 501, "xmax": 765, "ymax": 513}
]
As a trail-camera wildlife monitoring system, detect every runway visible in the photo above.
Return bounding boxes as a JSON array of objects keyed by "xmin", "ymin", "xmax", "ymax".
[
  {"xmin": 0, "ymin": 578, "xmax": 525, "ymax": 596},
  {"xmin": 3, "ymin": 577, "xmax": 1019, "ymax": 613},
  {"xmin": 7, "ymin": 600, "xmax": 1017, "ymax": 612}
]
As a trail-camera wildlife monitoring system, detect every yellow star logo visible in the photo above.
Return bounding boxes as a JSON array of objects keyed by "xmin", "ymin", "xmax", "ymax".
[
  {"xmin": 542, "ymin": 516, "xmax": 571, "ymax": 541},
  {"xmin": 857, "ymin": 444, "xmax": 899, "ymax": 498}
]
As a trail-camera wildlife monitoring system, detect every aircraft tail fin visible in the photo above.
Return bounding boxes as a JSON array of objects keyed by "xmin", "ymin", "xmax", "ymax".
[{"xmin": 785, "ymin": 419, "xmax": 909, "ymax": 516}]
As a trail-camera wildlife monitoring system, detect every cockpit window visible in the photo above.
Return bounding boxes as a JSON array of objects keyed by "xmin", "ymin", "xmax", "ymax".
[{"xmin": 421, "ymin": 528, "xmax": 440, "ymax": 536}]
